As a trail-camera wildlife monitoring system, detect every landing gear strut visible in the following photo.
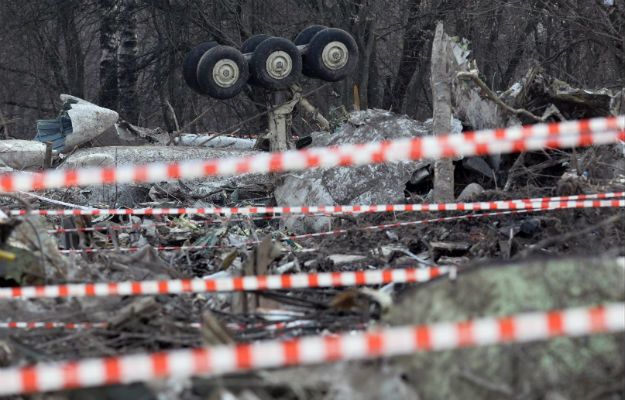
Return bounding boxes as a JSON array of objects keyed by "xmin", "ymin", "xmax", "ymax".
[{"xmin": 182, "ymin": 26, "xmax": 357, "ymax": 150}]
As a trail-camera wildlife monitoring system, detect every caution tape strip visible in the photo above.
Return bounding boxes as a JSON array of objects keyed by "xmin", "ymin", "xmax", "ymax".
[
  {"xmin": 0, "ymin": 303, "xmax": 621, "ymax": 395},
  {"xmin": 1, "ymin": 116, "xmax": 623, "ymax": 192},
  {"xmin": 55, "ymin": 201, "xmax": 625, "ymax": 254},
  {"xmin": 285, "ymin": 201, "xmax": 625, "ymax": 240},
  {"xmin": 0, "ymin": 266, "xmax": 448, "ymax": 300},
  {"xmin": 58, "ymin": 209, "xmax": 538, "ymax": 254},
  {"xmin": 58, "ymin": 244, "xmax": 251, "ymax": 254},
  {"xmin": 59, "ymin": 244, "xmax": 223, "ymax": 254},
  {"xmin": 11, "ymin": 192, "xmax": 625, "ymax": 217},
  {"xmin": 45, "ymin": 216, "xmax": 282, "ymax": 234},
  {"xmin": 0, "ymin": 320, "xmax": 321, "ymax": 333},
  {"xmin": 0, "ymin": 321, "xmax": 109, "ymax": 330},
  {"xmin": 48, "ymin": 220, "xmax": 180, "ymax": 235}
]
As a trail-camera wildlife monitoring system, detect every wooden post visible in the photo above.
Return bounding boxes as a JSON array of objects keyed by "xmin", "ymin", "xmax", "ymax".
[
  {"xmin": 430, "ymin": 22, "xmax": 455, "ymax": 202},
  {"xmin": 353, "ymin": 84, "xmax": 361, "ymax": 111}
]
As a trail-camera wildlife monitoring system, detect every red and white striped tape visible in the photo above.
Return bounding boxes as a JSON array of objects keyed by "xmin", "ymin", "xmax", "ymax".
[
  {"xmin": 47, "ymin": 220, "xmax": 186, "ymax": 235},
  {"xmin": 55, "ymin": 201, "xmax": 625, "ymax": 254},
  {"xmin": 59, "ymin": 244, "xmax": 222, "ymax": 254},
  {"xmin": 285, "ymin": 201, "xmax": 625, "ymax": 240},
  {"xmin": 45, "ymin": 216, "xmax": 279, "ymax": 234},
  {"xmin": 1, "ymin": 116, "xmax": 623, "ymax": 192},
  {"xmin": 0, "ymin": 320, "xmax": 322, "ymax": 333},
  {"xmin": 11, "ymin": 192, "xmax": 625, "ymax": 217},
  {"xmin": 0, "ymin": 321, "xmax": 108, "ymax": 330},
  {"xmin": 57, "ymin": 209, "xmax": 538, "ymax": 254},
  {"xmin": 0, "ymin": 266, "xmax": 447, "ymax": 300},
  {"xmin": 0, "ymin": 303, "xmax": 621, "ymax": 396}
]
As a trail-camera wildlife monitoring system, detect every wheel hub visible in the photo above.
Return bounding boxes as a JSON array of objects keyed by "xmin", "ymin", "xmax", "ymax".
[
  {"xmin": 321, "ymin": 41, "xmax": 349, "ymax": 70},
  {"xmin": 212, "ymin": 59, "xmax": 240, "ymax": 88},
  {"xmin": 266, "ymin": 51, "xmax": 293, "ymax": 80}
]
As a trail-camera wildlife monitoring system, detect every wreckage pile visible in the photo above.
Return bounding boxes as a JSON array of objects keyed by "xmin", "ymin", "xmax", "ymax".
[{"xmin": 0, "ymin": 48, "xmax": 624, "ymax": 400}]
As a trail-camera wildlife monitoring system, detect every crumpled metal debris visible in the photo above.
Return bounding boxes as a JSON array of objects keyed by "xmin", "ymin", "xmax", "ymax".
[
  {"xmin": 115, "ymin": 120, "xmax": 170, "ymax": 145},
  {"xmin": 36, "ymin": 94, "xmax": 119, "ymax": 153},
  {"xmin": 504, "ymin": 66, "xmax": 618, "ymax": 119},
  {"xmin": 275, "ymin": 109, "xmax": 434, "ymax": 233},
  {"xmin": 0, "ymin": 140, "xmax": 47, "ymax": 170},
  {"xmin": 176, "ymin": 134, "xmax": 255, "ymax": 150}
]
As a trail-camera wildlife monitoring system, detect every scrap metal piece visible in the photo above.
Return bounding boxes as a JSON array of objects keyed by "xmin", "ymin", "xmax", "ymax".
[{"xmin": 35, "ymin": 94, "xmax": 119, "ymax": 153}]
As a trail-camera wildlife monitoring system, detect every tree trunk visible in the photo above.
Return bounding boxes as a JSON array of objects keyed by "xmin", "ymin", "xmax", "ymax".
[
  {"xmin": 385, "ymin": 0, "xmax": 423, "ymax": 112},
  {"xmin": 347, "ymin": 0, "xmax": 374, "ymax": 110},
  {"xmin": 118, "ymin": 0, "xmax": 139, "ymax": 123},
  {"xmin": 367, "ymin": 36, "xmax": 381, "ymax": 109},
  {"xmin": 430, "ymin": 22, "xmax": 454, "ymax": 202},
  {"xmin": 386, "ymin": 0, "xmax": 460, "ymax": 113},
  {"xmin": 99, "ymin": 0, "xmax": 119, "ymax": 110},
  {"xmin": 357, "ymin": 18, "xmax": 376, "ymax": 110},
  {"xmin": 501, "ymin": 18, "xmax": 537, "ymax": 88},
  {"xmin": 57, "ymin": 2, "xmax": 85, "ymax": 98}
]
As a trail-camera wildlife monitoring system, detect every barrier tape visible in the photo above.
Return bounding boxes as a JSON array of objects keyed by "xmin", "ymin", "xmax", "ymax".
[
  {"xmin": 1, "ymin": 116, "xmax": 622, "ymax": 193},
  {"xmin": 0, "ymin": 303, "xmax": 621, "ymax": 395},
  {"xmin": 46, "ymin": 220, "xmax": 213, "ymax": 235},
  {"xmin": 11, "ymin": 192, "xmax": 625, "ymax": 217},
  {"xmin": 46, "ymin": 215, "xmax": 314, "ymax": 235},
  {"xmin": 286, "ymin": 201, "xmax": 625, "ymax": 240},
  {"xmin": 0, "ymin": 320, "xmax": 321, "ymax": 333},
  {"xmin": 0, "ymin": 266, "xmax": 448, "ymax": 300},
  {"xmin": 48, "ymin": 220, "xmax": 181, "ymax": 235},
  {"xmin": 0, "ymin": 321, "xmax": 108, "ymax": 330},
  {"xmin": 58, "ymin": 244, "xmax": 221, "ymax": 254},
  {"xmin": 55, "ymin": 202, "xmax": 625, "ymax": 254},
  {"xmin": 57, "ymin": 209, "xmax": 538, "ymax": 254}
]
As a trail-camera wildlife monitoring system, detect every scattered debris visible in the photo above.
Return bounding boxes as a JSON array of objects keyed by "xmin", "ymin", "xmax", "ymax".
[
  {"xmin": 327, "ymin": 254, "xmax": 368, "ymax": 267},
  {"xmin": 115, "ymin": 120, "xmax": 170, "ymax": 145},
  {"xmin": 457, "ymin": 182, "xmax": 485, "ymax": 201},
  {"xmin": 176, "ymin": 134, "xmax": 256, "ymax": 150},
  {"xmin": 430, "ymin": 241, "xmax": 471, "ymax": 255},
  {"xmin": 275, "ymin": 109, "xmax": 433, "ymax": 232},
  {"xmin": 0, "ymin": 32, "xmax": 624, "ymax": 398},
  {"xmin": 200, "ymin": 310, "xmax": 235, "ymax": 345}
]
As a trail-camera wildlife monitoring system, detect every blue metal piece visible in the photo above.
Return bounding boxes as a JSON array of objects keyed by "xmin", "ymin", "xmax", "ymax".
[{"xmin": 35, "ymin": 114, "xmax": 72, "ymax": 151}]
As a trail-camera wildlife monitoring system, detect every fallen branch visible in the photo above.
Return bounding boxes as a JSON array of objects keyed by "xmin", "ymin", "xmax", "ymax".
[{"xmin": 457, "ymin": 70, "xmax": 544, "ymax": 122}]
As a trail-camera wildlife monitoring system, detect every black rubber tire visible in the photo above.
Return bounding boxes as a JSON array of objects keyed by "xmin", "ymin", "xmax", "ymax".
[
  {"xmin": 294, "ymin": 25, "xmax": 327, "ymax": 46},
  {"xmin": 196, "ymin": 46, "xmax": 249, "ymax": 99},
  {"xmin": 294, "ymin": 25, "xmax": 328, "ymax": 77},
  {"xmin": 183, "ymin": 41, "xmax": 218, "ymax": 94},
  {"xmin": 241, "ymin": 34, "xmax": 271, "ymax": 54},
  {"xmin": 305, "ymin": 28, "xmax": 359, "ymax": 82},
  {"xmin": 250, "ymin": 37, "xmax": 302, "ymax": 89},
  {"xmin": 242, "ymin": 34, "xmax": 272, "ymax": 86}
]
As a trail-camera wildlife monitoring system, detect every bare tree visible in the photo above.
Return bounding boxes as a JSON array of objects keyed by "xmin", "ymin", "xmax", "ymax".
[
  {"xmin": 118, "ymin": 0, "xmax": 139, "ymax": 122},
  {"xmin": 384, "ymin": 0, "xmax": 457, "ymax": 114},
  {"xmin": 0, "ymin": 0, "xmax": 623, "ymax": 139},
  {"xmin": 56, "ymin": 0, "xmax": 86, "ymax": 98},
  {"xmin": 99, "ymin": 0, "xmax": 119, "ymax": 110}
]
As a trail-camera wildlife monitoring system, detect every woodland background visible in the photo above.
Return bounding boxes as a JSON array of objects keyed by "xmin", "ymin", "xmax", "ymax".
[{"xmin": 0, "ymin": 0, "xmax": 623, "ymax": 141}]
